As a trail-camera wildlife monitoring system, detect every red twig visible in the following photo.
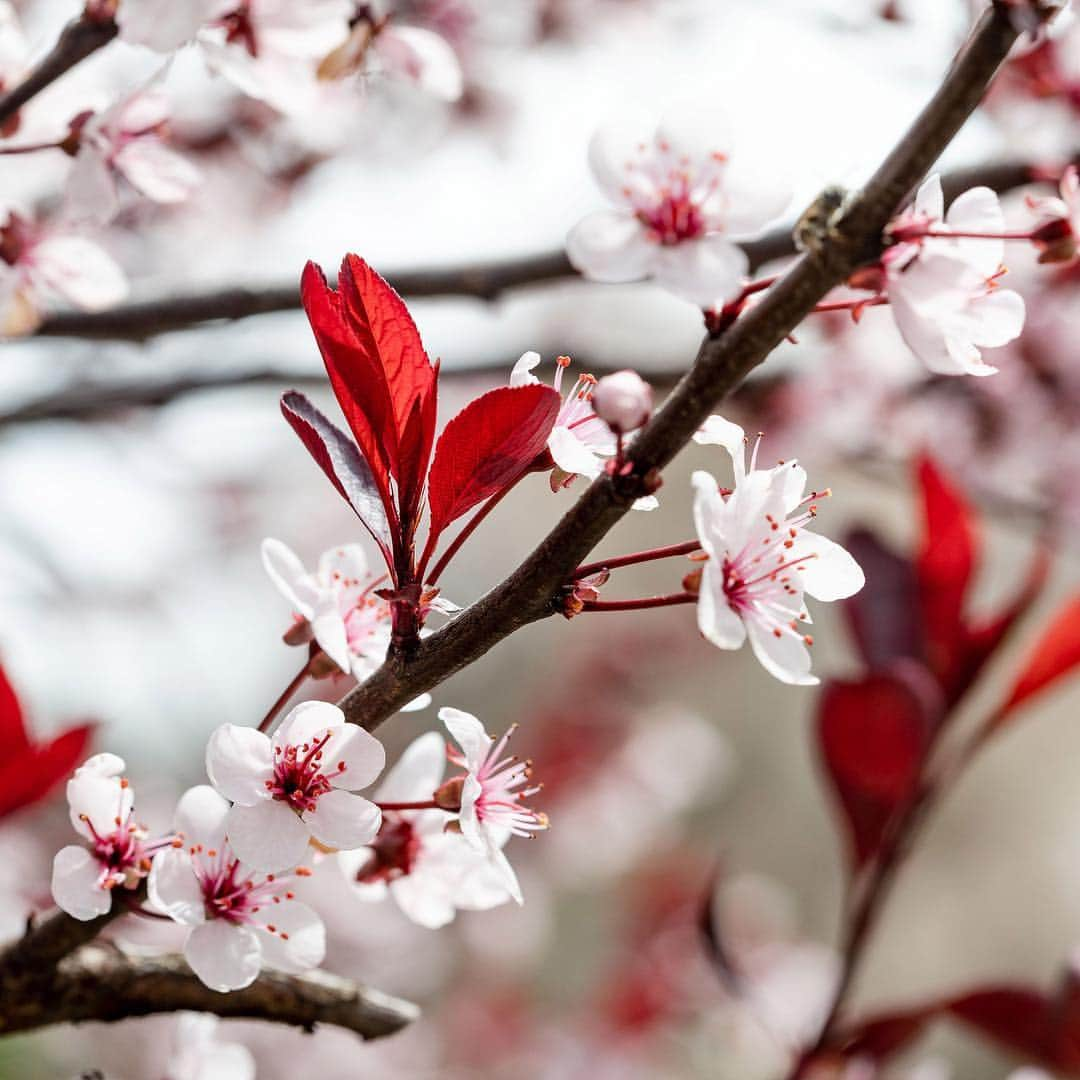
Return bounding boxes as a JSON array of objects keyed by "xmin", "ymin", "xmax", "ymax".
[{"xmin": 573, "ymin": 540, "xmax": 702, "ymax": 581}]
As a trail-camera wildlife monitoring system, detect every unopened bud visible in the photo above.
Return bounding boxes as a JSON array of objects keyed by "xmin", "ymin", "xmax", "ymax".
[
  {"xmin": 683, "ymin": 567, "xmax": 703, "ymax": 594},
  {"xmin": 283, "ymin": 617, "xmax": 314, "ymax": 647},
  {"xmin": 434, "ymin": 776, "xmax": 465, "ymax": 812},
  {"xmin": 1033, "ymin": 216, "xmax": 1076, "ymax": 264},
  {"xmin": 592, "ymin": 370, "xmax": 653, "ymax": 434}
]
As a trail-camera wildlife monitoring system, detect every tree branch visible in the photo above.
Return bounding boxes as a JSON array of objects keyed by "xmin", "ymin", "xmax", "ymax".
[
  {"xmin": 0, "ymin": 15, "xmax": 117, "ymax": 128},
  {"xmin": 0, "ymin": 945, "xmax": 418, "ymax": 1039},
  {"xmin": 29, "ymin": 149, "xmax": 1060, "ymax": 342},
  {"xmin": 337, "ymin": 3, "xmax": 1027, "ymax": 733}
]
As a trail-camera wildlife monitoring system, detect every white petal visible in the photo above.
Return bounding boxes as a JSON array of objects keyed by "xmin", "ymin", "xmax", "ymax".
[
  {"xmin": 566, "ymin": 209, "xmax": 656, "ymax": 284},
  {"xmin": 205, "ymin": 724, "xmax": 273, "ymax": 806},
  {"xmin": 310, "ymin": 600, "xmax": 350, "ymax": 674},
  {"xmin": 457, "ymin": 773, "xmax": 485, "ymax": 851},
  {"xmin": 509, "ymin": 350, "xmax": 541, "ymax": 387},
  {"xmin": 316, "ymin": 544, "xmax": 369, "ymax": 590},
  {"xmin": 75, "ymin": 753, "xmax": 125, "ymax": 779},
  {"xmin": 439, "ymin": 707, "xmax": 491, "ymax": 772},
  {"xmin": 225, "ymin": 800, "xmax": 311, "ymax": 873},
  {"xmin": 913, "ymin": 174, "xmax": 944, "ymax": 221},
  {"xmin": 147, "ymin": 846, "xmax": 205, "ymax": 926},
  {"xmin": 304, "ymin": 789, "xmax": 381, "ymax": 851},
  {"xmin": 796, "ymin": 532, "xmax": 865, "ymax": 602},
  {"xmin": 275, "ymin": 700, "xmax": 347, "ymax": 749},
  {"xmin": 31, "ymin": 235, "xmax": 127, "ymax": 311},
  {"xmin": 696, "ymin": 560, "xmax": 748, "ymax": 650},
  {"xmin": 746, "ymin": 621, "xmax": 817, "ymax": 686},
  {"xmin": 548, "ymin": 425, "xmax": 604, "ymax": 478},
  {"xmin": 185, "ymin": 920, "xmax": 262, "ymax": 992},
  {"xmin": 64, "ymin": 150, "xmax": 118, "ymax": 226},
  {"xmin": 390, "ymin": 873, "xmax": 457, "ymax": 929},
  {"xmin": 484, "ymin": 842, "xmax": 523, "ymax": 905},
  {"xmin": 174, "ymin": 785, "xmax": 229, "ymax": 850},
  {"xmin": 652, "ymin": 234, "xmax": 748, "ymax": 307},
  {"xmin": 254, "ymin": 900, "xmax": 325, "ymax": 974},
  {"xmin": 260, "ymin": 538, "xmax": 313, "ymax": 617},
  {"xmin": 969, "ymin": 288, "xmax": 1025, "ymax": 348},
  {"xmin": 374, "ymin": 731, "xmax": 445, "ymax": 804},
  {"xmin": 67, "ymin": 774, "xmax": 130, "ymax": 842},
  {"xmin": 632, "ymin": 495, "xmax": 659, "ymax": 511},
  {"xmin": 51, "ymin": 846, "xmax": 110, "ymax": 921},
  {"xmin": 945, "ymin": 186, "xmax": 1005, "ymax": 278},
  {"xmin": 400, "ymin": 693, "xmax": 432, "ymax": 712},
  {"xmin": 113, "ymin": 139, "xmax": 201, "ymax": 204},
  {"xmin": 376, "ymin": 25, "xmax": 463, "ymax": 102},
  {"xmin": 323, "ymin": 724, "xmax": 385, "ymax": 790},
  {"xmin": 116, "ymin": 0, "xmax": 210, "ymax": 51}
]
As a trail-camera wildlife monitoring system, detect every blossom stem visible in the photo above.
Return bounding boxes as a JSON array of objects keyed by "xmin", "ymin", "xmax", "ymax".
[
  {"xmin": 808, "ymin": 295, "xmax": 889, "ymax": 315},
  {"xmin": 573, "ymin": 540, "xmax": 702, "ymax": 581},
  {"xmin": 375, "ymin": 799, "xmax": 441, "ymax": 812},
  {"xmin": 424, "ymin": 477, "xmax": 522, "ymax": 586},
  {"xmin": 0, "ymin": 140, "xmax": 64, "ymax": 155},
  {"xmin": 892, "ymin": 226, "xmax": 1036, "ymax": 242},
  {"xmin": 257, "ymin": 659, "xmax": 314, "ymax": 734},
  {"xmin": 580, "ymin": 591, "xmax": 697, "ymax": 612}
]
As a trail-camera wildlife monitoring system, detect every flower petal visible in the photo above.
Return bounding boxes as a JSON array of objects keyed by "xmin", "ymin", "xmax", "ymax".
[
  {"xmin": 509, "ymin": 351, "xmax": 541, "ymax": 387},
  {"xmin": 696, "ymin": 560, "xmax": 748, "ymax": 650},
  {"xmin": 439, "ymin": 707, "xmax": 491, "ymax": 772},
  {"xmin": 184, "ymin": 920, "xmax": 262, "ymax": 992},
  {"xmin": 746, "ymin": 621, "xmax": 817, "ymax": 686},
  {"xmin": 304, "ymin": 789, "xmax": 381, "ymax": 851},
  {"xmin": 147, "ymin": 846, "xmax": 205, "ymax": 926},
  {"xmin": 174, "ymin": 785, "xmax": 229, "ymax": 850},
  {"xmin": 260, "ymin": 538, "xmax": 315, "ymax": 617},
  {"xmin": 275, "ymin": 700, "xmax": 347, "ymax": 749},
  {"xmin": 205, "ymin": 724, "xmax": 273, "ymax": 806},
  {"xmin": 254, "ymin": 900, "xmax": 325, "ymax": 974},
  {"xmin": 566, "ymin": 209, "xmax": 655, "ymax": 284},
  {"xmin": 374, "ymin": 731, "xmax": 445, "ymax": 804},
  {"xmin": 796, "ymin": 532, "xmax": 865, "ymax": 602},
  {"xmin": 324, "ymin": 724, "xmax": 385, "ymax": 791},
  {"xmin": 652, "ymin": 234, "xmax": 748, "ymax": 307},
  {"xmin": 225, "ymin": 800, "xmax": 311, "ymax": 873},
  {"xmin": 547, "ymin": 425, "xmax": 604, "ymax": 479},
  {"xmin": 51, "ymin": 845, "xmax": 110, "ymax": 921}
]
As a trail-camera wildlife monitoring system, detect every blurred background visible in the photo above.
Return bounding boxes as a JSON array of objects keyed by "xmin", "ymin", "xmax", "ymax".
[{"xmin": 2, "ymin": 0, "xmax": 1080, "ymax": 1076}]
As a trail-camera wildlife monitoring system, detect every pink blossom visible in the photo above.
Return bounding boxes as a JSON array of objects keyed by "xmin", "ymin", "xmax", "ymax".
[
  {"xmin": 165, "ymin": 1014, "xmax": 256, "ymax": 1080},
  {"xmin": 884, "ymin": 175, "xmax": 1025, "ymax": 376},
  {"xmin": 691, "ymin": 416, "xmax": 864, "ymax": 685},
  {"xmin": 66, "ymin": 80, "xmax": 202, "ymax": 225},
  {"xmin": 592, "ymin": 369, "xmax": 653, "ymax": 434},
  {"xmin": 51, "ymin": 754, "xmax": 172, "ymax": 921},
  {"xmin": 148, "ymin": 785, "xmax": 325, "ymax": 991},
  {"xmin": 510, "ymin": 352, "xmax": 657, "ymax": 508},
  {"xmin": 567, "ymin": 114, "xmax": 787, "ymax": 306},
  {"xmin": 206, "ymin": 700, "xmax": 384, "ymax": 872},
  {"xmin": 439, "ymin": 706, "xmax": 549, "ymax": 903},
  {"xmin": 0, "ymin": 211, "xmax": 127, "ymax": 335},
  {"xmin": 341, "ymin": 732, "xmax": 516, "ymax": 928}
]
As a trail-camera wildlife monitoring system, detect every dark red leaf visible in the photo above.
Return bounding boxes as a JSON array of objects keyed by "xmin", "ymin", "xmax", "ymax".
[
  {"xmin": 947, "ymin": 987, "xmax": 1055, "ymax": 1064},
  {"xmin": 281, "ymin": 391, "xmax": 394, "ymax": 559},
  {"xmin": 836, "ymin": 1006, "xmax": 938, "ymax": 1061},
  {"xmin": 816, "ymin": 662, "xmax": 942, "ymax": 869},
  {"xmin": 427, "ymin": 384, "xmax": 560, "ymax": 542},
  {"xmin": 995, "ymin": 592, "xmax": 1080, "ymax": 727},
  {"xmin": 337, "ymin": 255, "xmax": 438, "ymax": 508},
  {"xmin": 0, "ymin": 663, "xmax": 28, "ymax": 752},
  {"xmin": 915, "ymin": 455, "xmax": 978, "ymax": 698},
  {"xmin": 0, "ymin": 722, "xmax": 94, "ymax": 819},
  {"xmin": 300, "ymin": 260, "xmax": 398, "ymax": 496},
  {"xmin": 841, "ymin": 526, "xmax": 924, "ymax": 670}
]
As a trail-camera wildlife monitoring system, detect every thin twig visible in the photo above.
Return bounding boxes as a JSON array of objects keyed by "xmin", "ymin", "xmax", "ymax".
[
  {"xmin": 336, "ymin": 3, "xmax": 1028, "ymax": 734},
  {"xmin": 0, "ymin": 15, "xmax": 117, "ymax": 128}
]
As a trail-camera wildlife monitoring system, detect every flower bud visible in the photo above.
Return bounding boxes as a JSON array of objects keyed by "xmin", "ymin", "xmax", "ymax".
[
  {"xmin": 592, "ymin": 370, "xmax": 653, "ymax": 434},
  {"xmin": 434, "ymin": 775, "xmax": 465, "ymax": 812}
]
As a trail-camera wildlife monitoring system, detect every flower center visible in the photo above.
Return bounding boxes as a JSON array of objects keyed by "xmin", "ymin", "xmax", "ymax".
[
  {"xmin": 219, "ymin": 3, "xmax": 258, "ymax": 57},
  {"xmin": 635, "ymin": 187, "xmax": 706, "ymax": 245},
  {"xmin": 267, "ymin": 733, "xmax": 345, "ymax": 813},
  {"xmin": 353, "ymin": 815, "xmax": 420, "ymax": 884}
]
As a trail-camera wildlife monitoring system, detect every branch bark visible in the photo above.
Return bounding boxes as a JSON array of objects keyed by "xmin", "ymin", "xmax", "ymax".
[
  {"xmin": 29, "ymin": 152, "xmax": 1058, "ymax": 342},
  {"xmin": 0, "ymin": 945, "xmax": 418, "ymax": 1039},
  {"xmin": 338, "ymin": 3, "xmax": 1026, "ymax": 733},
  {"xmin": 0, "ymin": 15, "xmax": 117, "ymax": 128}
]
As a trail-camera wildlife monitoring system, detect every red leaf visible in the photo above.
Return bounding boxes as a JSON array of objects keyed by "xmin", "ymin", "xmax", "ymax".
[
  {"xmin": 0, "ymin": 722, "xmax": 93, "ymax": 819},
  {"xmin": 816, "ymin": 663, "xmax": 942, "ymax": 869},
  {"xmin": 947, "ymin": 987, "xmax": 1055, "ymax": 1064},
  {"xmin": 836, "ymin": 1007, "xmax": 938, "ymax": 1061},
  {"xmin": 996, "ymin": 591, "xmax": 1080, "ymax": 725},
  {"xmin": 0, "ymin": 663, "xmax": 28, "ymax": 752},
  {"xmin": 915, "ymin": 455, "xmax": 978, "ymax": 698},
  {"xmin": 427, "ymin": 384, "xmax": 560, "ymax": 542},
  {"xmin": 336, "ymin": 256, "xmax": 438, "ymax": 509},
  {"xmin": 281, "ymin": 391, "xmax": 394, "ymax": 560}
]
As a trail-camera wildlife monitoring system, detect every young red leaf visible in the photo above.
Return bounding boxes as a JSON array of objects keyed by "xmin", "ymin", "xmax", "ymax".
[
  {"xmin": 816, "ymin": 663, "xmax": 942, "ymax": 869},
  {"xmin": 946, "ymin": 987, "xmax": 1055, "ymax": 1065},
  {"xmin": 427, "ymin": 384, "xmax": 560, "ymax": 542},
  {"xmin": 300, "ymin": 260, "xmax": 398, "ymax": 491},
  {"xmin": 995, "ymin": 592, "xmax": 1080, "ymax": 726},
  {"xmin": 0, "ymin": 722, "xmax": 94, "ymax": 819},
  {"xmin": 0, "ymin": 663, "xmax": 28, "ymax": 751},
  {"xmin": 280, "ymin": 391, "xmax": 394, "ymax": 559},
  {"xmin": 834, "ymin": 1006, "xmax": 938, "ymax": 1062},
  {"xmin": 915, "ymin": 455, "xmax": 978, "ymax": 697}
]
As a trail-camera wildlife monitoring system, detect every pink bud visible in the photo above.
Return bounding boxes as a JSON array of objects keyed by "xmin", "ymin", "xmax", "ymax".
[{"xmin": 592, "ymin": 370, "xmax": 653, "ymax": 434}]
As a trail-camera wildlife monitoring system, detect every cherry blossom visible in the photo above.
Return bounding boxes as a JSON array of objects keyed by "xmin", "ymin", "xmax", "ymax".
[
  {"xmin": 341, "ymin": 731, "xmax": 516, "ymax": 928},
  {"xmin": 51, "ymin": 754, "xmax": 171, "ymax": 921},
  {"xmin": 691, "ymin": 416, "xmax": 864, "ymax": 685},
  {"xmin": 164, "ymin": 1014, "xmax": 256, "ymax": 1080},
  {"xmin": 437, "ymin": 706, "xmax": 549, "ymax": 903},
  {"xmin": 1029, "ymin": 164, "xmax": 1080, "ymax": 262},
  {"xmin": 883, "ymin": 175, "xmax": 1025, "ymax": 376},
  {"xmin": 0, "ymin": 210, "xmax": 128, "ymax": 335},
  {"xmin": 592, "ymin": 369, "xmax": 653, "ymax": 434},
  {"xmin": 148, "ymin": 785, "xmax": 325, "ymax": 991},
  {"xmin": 510, "ymin": 352, "xmax": 657, "ymax": 508},
  {"xmin": 206, "ymin": 700, "xmax": 384, "ymax": 872},
  {"xmin": 65, "ymin": 80, "xmax": 202, "ymax": 225},
  {"xmin": 566, "ymin": 114, "xmax": 787, "ymax": 306}
]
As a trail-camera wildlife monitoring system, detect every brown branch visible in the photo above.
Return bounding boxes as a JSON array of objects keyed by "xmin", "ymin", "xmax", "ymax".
[
  {"xmin": 29, "ymin": 149, "xmax": 1059, "ymax": 342},
  {"xmin": 337, "ymin": 3, "xmax": 1027, "ymax": 733},
  {"xmin": 0, "ymin": 15, "xmax": 117, "ymax": 128},
  {"xmin": 0, "ymin": 945, "xmax": 417, "ymax": 1039}
]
